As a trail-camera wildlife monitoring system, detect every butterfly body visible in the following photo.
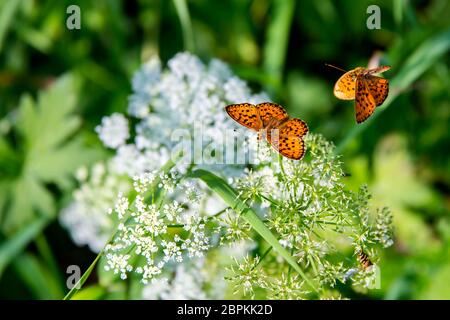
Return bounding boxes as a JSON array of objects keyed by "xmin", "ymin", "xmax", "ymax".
[
  {"xmin": 258, "ymin": 117, "xmax": 288, "ymax": 141},
  {"xmin": 357, "ymin": 250, "xmax": 373, "ymax": 269},
  {"xmin": 225, "ymin": 102, "xmax": 308, "ymax": 160},
  {"xmin": 332, "ymin": 65, "xmax": 390, "ymax": 123}
]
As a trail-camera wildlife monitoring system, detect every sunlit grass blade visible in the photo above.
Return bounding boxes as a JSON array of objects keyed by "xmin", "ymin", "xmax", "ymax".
[
  {"xmin": 35, "ymin": 234, "xmax": 64, "ymax": 286},
  {"xmin": 0, "ymin": 216, "xmax": 50, "ymax": 277},
  {"xmin": 0, "ymin": 0, "xmax": 21, "ymax": 53},
  {"xmin": 63, "ymin": 252, "xmax": 102, "ymax": 300},
  {"xmin": 336, "ymin": 28, "xmax": 450, "ymax": 153},
  {"xmin": 172, "ymin": 0, "xmax": 195, "ymax": 52},
  {"xmin": 262, "ymin": 0, "xmax": 295, "ymax": 95},
  {"xmin": 13, "ymin": 253, "xmax": 64, "ymax": 299},
  {"xmin": 189, "ymin": 169, "xmax": 318, "ymax": 292},
  {"xmin": 72, "ymin": 285, "xmax": 106, "ymax": 300},
  {"xmin": 393, "ymin": 0, "xmax": 404, "ymax": 28}
]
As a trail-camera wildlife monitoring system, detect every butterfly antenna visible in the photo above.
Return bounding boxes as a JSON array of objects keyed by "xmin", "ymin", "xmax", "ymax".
[{"xmin": 324, "ymin": 63, "xmax": 347, "ymax": 73}]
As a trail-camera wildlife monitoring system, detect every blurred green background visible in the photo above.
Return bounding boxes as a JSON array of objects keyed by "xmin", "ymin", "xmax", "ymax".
[{"xmin": 0, "ymin": 0, "xmax": 449, "ymax": 299}]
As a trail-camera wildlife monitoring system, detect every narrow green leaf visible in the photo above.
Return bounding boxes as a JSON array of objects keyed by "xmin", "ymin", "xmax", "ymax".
[
  {"xmin": 13, "ymin": 253, "xmax": 64, "ymax": 299},
  {"xmin": 262, "ymin": 0, "xmax": 295, "ymax": 94},
  {"xmin": 0, "ymin": 215, "xmax": 50, "ymax": 277},
  {"xmin": 189, "ymin": 169, "xmax": 318, "ymax": 292},
  {"xmin": 172, "ymin": 0, "xmax": 195, "ymax": 52},
  {"xmin": 393, "ymin": 0, "xmax": 404, "ymax": 28},
  {"xmin": 63, "ymin": 251, "xmax": 102, "ymax": 300},
  {"xmin": 0, "ymin": 0, "xmax": 21, "ymax": 53},
  {"xmin": 35, "ymin": 233, "xmax": 65, "ymax": 288},
  {"xmin": 72, "ymin": 285, "xmax": 106, "ymax": 300},
  {"xmin": 15, "ymin": 22, "xmax": 53, "ymax": 53}
]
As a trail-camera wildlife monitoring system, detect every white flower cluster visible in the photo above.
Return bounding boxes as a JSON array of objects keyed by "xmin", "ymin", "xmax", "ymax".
[
  {"xmin": 60, "ymin": 52, "xmax": 394, "ymax": 299},
  {"xmin": 104, "ymin": 171, "xmax": 211, "ymax": 283},
  {"xmin": 95, "ymin": 113, "xmax": 130, "ymax": 149},
  {"xmin": 61, "ymin": 52, "xmax": 263, "ymax": 258},
  {"xmin": 60, "ymin": 162, "xmax": 130, "ymax": 252},
  {"xmin": 227, "ymin": 133, "xmax": 394, "ymax": 295},
  {"xmin": 103, "ymin": 52, "xmax": 269, "ymax": 177},
  {"xmin": 141, "ymin": 259, "xmax": 226, "ymax": 300}
]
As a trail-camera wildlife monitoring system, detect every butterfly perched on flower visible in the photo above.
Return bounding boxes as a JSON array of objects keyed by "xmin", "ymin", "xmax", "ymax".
[
  {"xmin": 327, "ymin": 64, "xmax": 390, "ymax": 124},
  {"xmin": 225, "ymin": 102, "xmax": 308, "ymax": 160}
]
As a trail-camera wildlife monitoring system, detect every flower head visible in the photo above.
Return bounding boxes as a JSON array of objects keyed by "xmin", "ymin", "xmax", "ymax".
[{"xmin": 95, "ymin": 113, "xmax": 130, "ymax": 149}]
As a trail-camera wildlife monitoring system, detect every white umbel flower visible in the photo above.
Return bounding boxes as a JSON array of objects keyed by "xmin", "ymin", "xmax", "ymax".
[{"xmin": 95, "ymin": 113, "xmax": 130, "ymax": 149}]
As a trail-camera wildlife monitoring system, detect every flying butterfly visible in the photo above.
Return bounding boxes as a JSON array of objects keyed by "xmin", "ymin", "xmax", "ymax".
[
  {"xmin": 326, "ymin": 64, "xmax": 390, "ymax": 124},
  {"xmin": 225, "ymin": 102, "xmax": 308, "ymax": 160}
]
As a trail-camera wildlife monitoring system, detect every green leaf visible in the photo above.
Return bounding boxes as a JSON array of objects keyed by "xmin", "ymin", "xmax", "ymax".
[
  {"xmin": 29, "ymin": 136, "xmax": 101, "ymax": 186},
  {"xmin": 0, "ymin": 0, "xmax": 21, "ymax": 53},
  {"xmin": 17, "ymin": 74, "xmax": 81, "ymax": 152},
  {"xmin": 0, "ymin": 215, "xmax": 50, "ymax": 277},
  {"xmin": 63, "ymin": 253, "xmax": 103, "ymax": 300},
  {"xmin": 13, "ymin": 252, "xmax": 65, "ymax": 299},
  {"xmin": 0, "ymin": 136, "xmax": 23, "ymax": 178},
  {"xmin": 418, "ymin": 264, "xmax": 450, "ymax": 299},
  {"xmin": 72, "ymin": 285, "xmax": 106, "ymax": 300},
  {"xmin": 1, "ymin": 73, "xmax": 102, "ymax": 233},
  {"xmin": 172, "ymin": 0, "xmax": 195, "ymax": 52},
  {"xmin": 1, "ymin": 170, "xmax": 55, "ymax": 232},
  {"xmin": 262, "ymin": 0, "xmax": 295, "ymax": 95},
  {"xmin": 188, "ymin": 169, "xmax": 318, "ymax": 293}
]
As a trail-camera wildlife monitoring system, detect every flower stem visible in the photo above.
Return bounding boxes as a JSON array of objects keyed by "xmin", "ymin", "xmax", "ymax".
[
  {"xmin": 189, "ymin": 169, "xmax": 319, "ymax": 293},
  {"xmin": 172, "ymin": 0, "xmax": 195, "ymax": 52}
]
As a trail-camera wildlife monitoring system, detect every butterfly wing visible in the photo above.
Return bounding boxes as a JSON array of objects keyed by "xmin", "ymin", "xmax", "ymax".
[
  {"xmin": 333, "ymin": 68, "xmax": 363, "ymax": 100},
  {"xmin": 225, "ymin": 103, "xmax": 262, "ymax": 131},
  {"xmin": 266, "ymin": 119, "xmax": 308, "ymax": 160},
  {"xmin": 366, "ymin": 76, "xmax": 389, "ymax": 106},
  {"xmin": 266, "ymin": 133, "xmax": 306, "ymax": 160},
  {"xmin": 278, "ymin": 118, "xmax": 309, "ymax": 137},
  {"xmin": 256, "ymin": 102, "xmax": 289, "ymax": 127},
  {"xmin": 355, "ymin": 77, "xmax": 377, "ymax": 123}
]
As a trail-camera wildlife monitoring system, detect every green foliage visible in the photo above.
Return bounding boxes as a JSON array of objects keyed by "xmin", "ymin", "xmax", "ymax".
[
  {"xmin": 0, "ymin": 215, "xmax": 49, "ymax": 277},
  {"xmin": 12, "ymin": 252, "xmax": 64, "ymax": 299},
  {"xmin": 0, "ymin": 74, "xmax": 101, "ymax": 233},
  {"xmin": 189, "ymin": 169, "xmax": 317, "ymax": 292},
  {"xmin": 0, "ymin": 0, "xmax": 21, "ymax": 53}
]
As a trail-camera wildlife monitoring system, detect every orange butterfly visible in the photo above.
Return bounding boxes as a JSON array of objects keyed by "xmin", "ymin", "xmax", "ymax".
[
  {"xmin": 225, "ymin": 102, "xmax": 308, "ymax": 160},
  {"xmin": 327, "ymin": 64, "xmax": 390, "ymax": 124}
]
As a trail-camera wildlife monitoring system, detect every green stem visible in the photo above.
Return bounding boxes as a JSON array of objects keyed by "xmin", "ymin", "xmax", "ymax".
[
  {"xmin": 0, "ymin": 215, "xmax": 51, "ymax": 277},
  {"xmin": 308, "ymin": 255, "xmax": 318, "ymax": 276},
  {"xmin": 262, "ymin": 0, "xmax": 295, "ymax": 95},
  {"xmin": 63, "ymin": 250, "xmax": 102, "ymax": 300},
  {"xmin": 172, "ymin": 0, "xmax": 195, "ymax": 52},
  {"xmin": 189, "ymin": 169, "xmax": 318, "ymax": 292},
  {"xmin": 253, "ymin": 246, "xmax": 273, "ymax": 270},
  {"xmin": 35, "ymin": 234, "xmax": 64, "ymax": 288}
]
